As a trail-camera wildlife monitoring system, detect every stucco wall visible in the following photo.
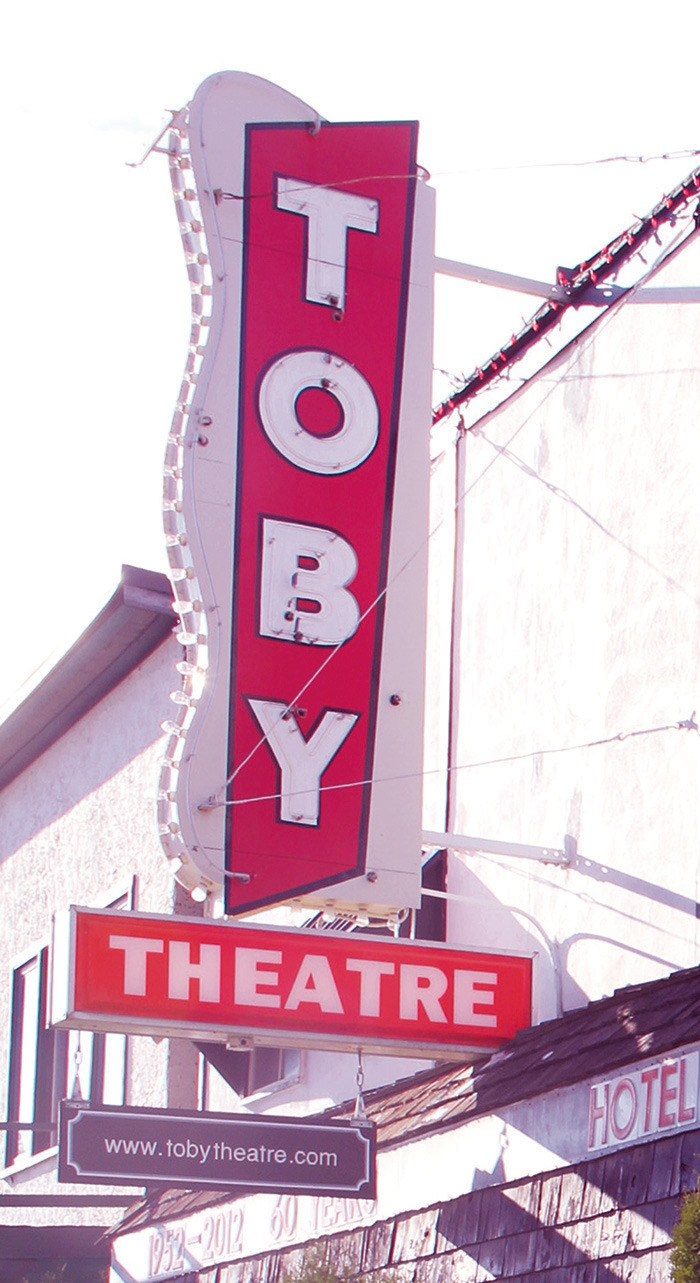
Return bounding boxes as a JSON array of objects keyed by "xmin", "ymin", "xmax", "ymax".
[
  {"xmin": 432, "ymin": 237, "xmax": 700, "ymax": 1016},
  {"xmin": 0, "ymin": 638, "xmax": 181, "ymax": 1209},
  {"xmin": 0, "ymin": 631, "xmax": 436, "ymax": 1225}
]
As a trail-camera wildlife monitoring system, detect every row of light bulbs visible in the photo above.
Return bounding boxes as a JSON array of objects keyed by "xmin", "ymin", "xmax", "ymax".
[{"xmin": 157, "ymin": 123, "xmax": 215, "ymax": 906}]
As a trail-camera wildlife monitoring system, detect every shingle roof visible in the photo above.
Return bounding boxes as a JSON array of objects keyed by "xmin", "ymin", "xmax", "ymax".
[{"xmin": 330, "ymin": 960, "xmax": 700, "ymax": 1147}]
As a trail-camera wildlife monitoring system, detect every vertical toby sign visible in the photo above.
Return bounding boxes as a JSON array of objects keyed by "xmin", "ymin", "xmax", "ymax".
[{"xmin": 162, "ymin": 74, "xmax": 434, "ymax": 915}]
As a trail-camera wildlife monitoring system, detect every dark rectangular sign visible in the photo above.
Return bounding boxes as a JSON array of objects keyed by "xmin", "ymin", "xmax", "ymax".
[{"xmin": 58, "ymin": 1101, "xmax": 376, "ymax": 1198}]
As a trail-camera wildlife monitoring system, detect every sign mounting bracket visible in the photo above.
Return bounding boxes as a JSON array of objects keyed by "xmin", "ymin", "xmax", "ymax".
[{"xmin": 422, "ymin": 830, "xmax": 571, "ymax": 867}]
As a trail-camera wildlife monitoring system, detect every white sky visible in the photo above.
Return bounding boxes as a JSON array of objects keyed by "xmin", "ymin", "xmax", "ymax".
[{"xmin": 2, "ymin": 0, "xmax": 699, "ymax": 709}]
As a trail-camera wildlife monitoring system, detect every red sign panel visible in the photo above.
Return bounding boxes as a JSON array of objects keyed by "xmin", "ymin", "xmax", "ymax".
[
  {"xmin": 52, "ymin": 908, "xmax": 533, "ymax": 1060},
  {"xmin": 225, "ymin": 123, "xmax": 419, "ymax": 911}
]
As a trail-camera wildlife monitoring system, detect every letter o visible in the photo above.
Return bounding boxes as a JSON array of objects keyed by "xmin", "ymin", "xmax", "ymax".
[
  {"xmin": 258, "ymin": 350, "xmax": 379, "ymax": 475},
  {"xmin": 610, "ymin": 1078, "xmax": 637, "ymax": 1140}
]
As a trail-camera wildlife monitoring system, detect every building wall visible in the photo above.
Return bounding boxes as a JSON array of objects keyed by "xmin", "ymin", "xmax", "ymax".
[
  {"xmin": 111, "ymin": 1037, "xmax": 700, "ymax": 1280},
  {"xmin": 433, "ymin": 237, "xmax": 700, "ymax": 1017},
  {"xmin": 0, "ymin": 625, "xmax": 432, "ymax": 1233},
  {"xmin": 4, "ymin": 190, "xmax": 700, "ymax": 1276},
  {"xmin": 0, "ymin": 640, "xmax": 181, "ymax": 1216},
  {"xmin": 210, "ymin": 1129, "xmax": 696, "ymax": 1283}
]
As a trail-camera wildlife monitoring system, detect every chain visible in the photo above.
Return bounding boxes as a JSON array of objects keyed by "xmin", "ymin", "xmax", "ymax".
[
  {"xmin": 71, "ymin": 1035, "xmax": 85, "ymax": 1101},
  {"xmin": 353, "ymin": 1050, "xmax": 367, "ymax": 1119}
]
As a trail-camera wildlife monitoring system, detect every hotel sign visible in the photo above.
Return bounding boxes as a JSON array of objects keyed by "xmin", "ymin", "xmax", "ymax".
[
  {"xmin": 164, "ymin": 73, "xmax": 434, "ymax": 915},
  {"xmin": 51, "ymin": 907, "xmax": 532, "ymax": 1059},
  {"xmin": 588, "ymin": 1050, "xmax": 698, "ymax": 1150}
]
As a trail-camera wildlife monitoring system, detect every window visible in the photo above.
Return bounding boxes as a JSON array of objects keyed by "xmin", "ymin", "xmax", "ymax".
[
  {"xmin": 4, "ymin": 887, "xmax": 132, "ymax": 1169},
  {"xmin": 5, "ymin": 945, "xmax": 66, "ymax": 1165},
  {"xmin": 65, "ymin": 1028, "xmax": 128, "ymax": 1106}
]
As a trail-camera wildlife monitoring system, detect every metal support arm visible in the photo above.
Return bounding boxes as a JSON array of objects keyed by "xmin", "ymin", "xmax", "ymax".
[{"xmin": 422, "ymin": 829, "xmax": 569, "ymax": 866}]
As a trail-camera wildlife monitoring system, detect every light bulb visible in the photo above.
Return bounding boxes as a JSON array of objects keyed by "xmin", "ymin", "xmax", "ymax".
[
  {"xmin": 158, "ymin": 820, "xmax": 181, "ymax": 837},
  {"xmin": 175, "ymin": 599, "xmax": 204, "ymax": 615},
  {"xmin": 161, "ymin": 719, "xmax": 186, "ymax": 737},
  {"xmin": 177, "ymin": 660, "xmax": 202, "ymax": 676},
  {"xmin": 170, "ymin": 690, "xmax": 195, "ymax": 707}
]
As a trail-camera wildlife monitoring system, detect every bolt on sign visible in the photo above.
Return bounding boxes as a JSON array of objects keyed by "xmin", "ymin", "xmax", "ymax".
[
  {"xmin": 51, "ymin": 908, "xmax": 533, "ymax": 1060},
  {"xmin": 161, "ymin": 73, "xmax": 434, "ymax": 915},
  {"xmin": 59, "ymin": 1102, "xmax": 376, "ymax": 1199}
]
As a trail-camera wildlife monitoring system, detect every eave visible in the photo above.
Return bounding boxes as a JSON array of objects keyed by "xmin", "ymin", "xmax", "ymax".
[{"xmin": 0, "ymin": 565, "xmax": 174, "ymax": 793}]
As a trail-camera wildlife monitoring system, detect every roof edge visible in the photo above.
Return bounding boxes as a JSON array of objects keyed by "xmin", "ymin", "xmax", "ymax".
[{"xmin": 0, "ymin": 565, "xmax": 175, "ymax": 793}]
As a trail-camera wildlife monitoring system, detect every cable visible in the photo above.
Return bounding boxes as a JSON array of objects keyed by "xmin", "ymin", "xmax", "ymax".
[
  {"xmin": 217, "ymin": 406, "xmax": 537, "ymax": 800},
  {"xmin": 445, "ymin": 148, "xmax": 700, "ymax": 174},
  {"xmin": 441, "ymin": 205, "xmax": 699, "ymax": 448},
  {"xmin": 210, "ymin": 174, "xmax": 699, "ymax": 808},
  {"xmin": 218, "ymin": 253, "xmax": 632, "ymax": 800},
  {"xmin": 436, "ymin": 365, "xmax": 700, "ymax": 389},
  {"xmin": 213, "ymin": 171, "xmax": 428, "ymax": 203},
  {"xmin": 213, "ymin": 154, "xmax": 700, "ymax": 203},
  {"xmin": 213, "ymin": 715, "xmax": 698, "ymax": 812},
  {"xmin": 214, "ymin": 225, "xmax": 693, "ymax": 805},
  {"xmin": 475, "ymin": 432, "xmax": 700, "ymax": 606}
]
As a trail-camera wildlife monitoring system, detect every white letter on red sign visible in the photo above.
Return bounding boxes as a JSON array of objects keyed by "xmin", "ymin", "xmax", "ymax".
[
  {"xmin": 284, "ymin": 954, "xmax": 344, "ymax": 1013},
  {"xmin": 260, "ymin": 518, "xmax": 360, "ymax": 645},
  {"xmin": 234, "ymin": 948, "xmax": 282, "ymax": 1009},
  {"xmin": 247, "ymin": 700, "xmax": 358, "ymax": 826},
  {"xmin": 276, "ymin": 177, "xmax": 378, "ymax": 310},
  {"xmin": 346, "ymin": 958, "xmax": 396, "ymax": 1018},
  {"xmin": 399, "ymin": 965, "xmax": 448, "ymax": 1024},
  {"xmin": 109, "ymin": 935, "xmax": 163, "ymax": 997},
  {"xmin": 453, "ymin": 970, "xmax": 498, "ymax": 1028},
  {"xmin": 258, "ymin": 350, "xmax": 379, "ymax": 475},
  {"xmin": 167, "ymin": 942, "xmax": 221, "ymax": 1003}
]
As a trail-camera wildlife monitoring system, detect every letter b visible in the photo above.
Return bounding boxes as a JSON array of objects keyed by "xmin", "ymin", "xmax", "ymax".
[{"xmin": 260, "ymin": 518, "xmax": 360, "ymax": 646}]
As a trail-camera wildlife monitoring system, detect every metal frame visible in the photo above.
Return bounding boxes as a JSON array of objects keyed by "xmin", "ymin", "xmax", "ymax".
[
  {"xmin": 435, "ymin": 255, "xmax": 700, "ymax": 306},
  {"xmin": 422, "ymin": 830, "xmax": 569, "ymax": 867}
]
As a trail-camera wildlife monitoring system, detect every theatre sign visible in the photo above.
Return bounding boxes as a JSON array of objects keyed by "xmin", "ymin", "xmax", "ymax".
[
  {"xmin": 51, "ymin": 908, "xmax": 533, "ymax": 1060},
  {"xmin": 159, "ymin": 72, "xmax": 435, "ymax": 916}
]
